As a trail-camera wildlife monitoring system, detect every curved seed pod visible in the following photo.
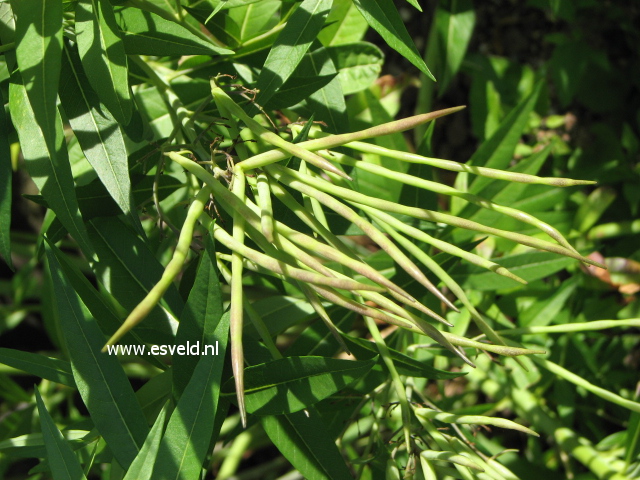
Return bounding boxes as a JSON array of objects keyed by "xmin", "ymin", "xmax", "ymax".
[
  {"xmin": 420, "ymin": 451, "xmax": 484, "ymax": 472},
  {"xmin": 354, "ymin": 290, "xmax": 476, "ymax": 366},
  {"xmin": 264, "ymin": 180, "xmax": 417, "ymax": 302},
  {"xmin": 323, "ymin": 150, "xmax": 579, "ymax": 255},
  {"xmin": 267, "ymin": 164, "xmax": 459, "ymax": 315},
  {"xmin": 271, "ymin": 163, "xmax": 603, "ymax": 268},
  {"xmin": 363, "ymin": 206, "xmax": 526, "ymax": 284},
  {"xmin": 255, "ymin": 171, "xmax": 274, "ymax": 242},
  {"xmin": 102, "ymin": 186, "xmax": 211, "ymax": 351},
  {"xmin": 415, "ymin": 408, "xmax": 539, "ymax": 437},
  {"xmin": 370, "ymin": 212, "xmax": 521, "ymax": 356},
  {"xmin": 213, "ymin": 225, "xmax": 385, "ymax": 293},
  {"xmin": 309, "ymin": 284, "xmax": 415, "ymax": 329},
  {"xmin": 439, "ymin": 332, "xmax": 546, "ymax": 356},
  {"xmin": 210, "ymin": 80, "xmax": 350, "ymax": 180},
  {"xmin": 168, "ymin": 153, "xmax": 420, "ymax": 302},
  {"xmin": 335, "ymin": 139, "xmax": 597, "ymax": 187},
  {"xmin": 237, "ymin": 106, "xmax": 466, "ymax": 172}
]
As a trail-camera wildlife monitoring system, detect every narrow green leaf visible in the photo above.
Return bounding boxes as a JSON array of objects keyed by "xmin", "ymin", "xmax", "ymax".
[
  {"xmin": 151, "ymin": 312, "xmax": 230, "ymax": 480},
  {"xmin": 353, "ymin": 0, "xmax": 434, "ymax": 80},
  {"xmin": 45, "ymin": 241, "xmax": 150, "ymax": 469},
  {"xmin": 302, "ymin": 48, "xmax": 349, "ymax": 133},
  {"xmin": 262, "ymin": 407, "xmax": 353, "ymax": 480},
  {"xmin": 450, "ymin": 251, "xmax": 575, "ymax": 291},
  {"xmin": 340, "ymin": 335, "xmax": 464, "ymax": 380},
  {"xmin": 255, "ymin": 0, "xmax": 333, "ymax": 107},
  {"xmin": 46, "ymin": 240, "xmax": 167, "ymax": 370},
  {"xmin": 11, "ymin": 0, "xmax": 62, "ymax": 145},
  {"xmin": 123, "ymin": 402, "xmax": 169, "ymax": 480},
  {"xmin": 115, "ymin": 7, "xmax": 234, "ymax": 56},
  {"xmin": 327, "ymin": 42, "xmax": 383, "ymax": 95},
  {"xmin": 467, "ymin": 81, "xmax": 543, "ymax": 195},
  {"xmin": 34, "ymin": 388, "xmax": 88, "ymax": 480},
  {"xmin": 75, "ymin": 0, "xmax": 132, "ymax": 124},
  {"xmin": 173, "ymin": 237, "xmax": 224, "ymax": 400},
  {"xmin": 87, "ymin": 217, "xmax": 182, "ymax": 345},
  {"xmin": 269, "ymin": 74, "xmax": 337, "ymax": 110},
  {"xmin": 0, "ymin": 430, "xmax": 89, "ymax": 459},
  {"xmin": 0, "ymin": 349, "xmax": 75, "ymax": 388},
  {"xmin": 9, "ymin": 76, "xmax": 95, "ymax": 259},
  {"xmin": 0, "ymin": 88, "xmax": 12, "ymax": 270},
  {"xmin": 318, "ymin": 0, "xmax": 369, "ymax": 46},
  {"xmin": 222, "ymin": 356, "xmax": 375, "ymax": 415},
  {"xmin": 60, "ymin": 43, "xmax": 140, "ymax": 235}
]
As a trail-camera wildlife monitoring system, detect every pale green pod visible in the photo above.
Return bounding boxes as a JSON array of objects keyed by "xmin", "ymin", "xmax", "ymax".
[
  {"xmin": 237, "ymin": 106, "xmax": 466, "ymax": 172},
  {"xmin": 230, "ymin": 168, "xmax": 247, "ymax": 427},
  {"xmin": 271, "ymin": 162, "xmax": 603, "ymax": 268},
  {"xmin": 267, "ymin": 164, "xmax": 459, "ymax": 315},
  {"xmin": 322, "ymin": 149, "xmax": 579, "ymax": 255},
  {"xmin": 328, "ymin": 136, "xmax": 597, "ymax": 187},
  {"xmin": 213, "ymin": 225, "xmax": 385, "ymax": 292},
  {"xmin": 255, "ymin": 171, "xmax": 274, "ymax": 242},
  {"xmin": 415, "ymin": 408, "xmax": 539, "ymax": 437},
  {"xmin": 420, "ymin": 451, "xmax": 484, "ymax": 471},
  {"xmin": 102, "ymin": 186, "xmax": 211, "ymax": 351}
]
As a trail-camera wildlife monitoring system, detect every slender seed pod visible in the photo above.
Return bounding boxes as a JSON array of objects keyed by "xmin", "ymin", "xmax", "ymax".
[
  {"xmin": 237, "ymin": 106, "xmax": 466, "ymax": 172},
  {"xmin": 438, "ymin": 332, "xmax": 546, "ymax": 356},
  {"xmin": 230, "ymin": 169, "xmax": 247, "ymax": 427},
  {"xmin": 269, "ymin": 162, "xmax": 604, "ymax": 268},
  {"xmin": 321, "ymin": 135, "xmax": 597, "ymax": 187},
  {"xmin": 322, "ymin": 150, "xmax": 579, "ymax": 255},
  {"xmin": 362, "ymin": 206, "xmax": 526, "ymax": 284},
  {"xmin": 255, "ymin": 171, "xmax": 274, "ymax": 242},
  {"xmin": 213, "ymin": 225, "xmax": 385, "ymax": 292},
  {"xmin": 267, "ymin": 164, "xmax": 460, "ymax": 315},
  {"xmin": 102, "ymin": 186, "xmax": 211, "ymax": 351},
  {"xmin": 415, "ymin": 408, "xmax": 539, "ymax": 437}
]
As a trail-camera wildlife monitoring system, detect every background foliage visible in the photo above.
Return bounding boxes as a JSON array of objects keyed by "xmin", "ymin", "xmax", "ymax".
[{"xmin": 0, "ymin": 0, "xmax": 639, "ymax": 479}]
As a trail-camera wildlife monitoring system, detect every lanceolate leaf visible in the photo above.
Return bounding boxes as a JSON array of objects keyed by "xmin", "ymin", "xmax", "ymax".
[
  {"xmin": 327, "ymin": 42, "xmax": 384, "ymax": 95},
  {"xmin": 0, "ymin": 349, "xmax": 75, "ymax": 388},
  {"xmin": 75, "ymin": 0, "xmax": 132, "ymax": 124},
  {"xmin": 222, "ymin": 356, "xmax": 376, "ymax": 415},
  {"xmin": 86, "ymin": 217, "xmax": 182, "ymax": 345},
  {"xmin": 298, "ymin": 48, "xmax": 348, "ymax": 133},
  {"xmin": 173, "ymin": 237, "xmax": 225, "ymax": 400},
  {"xmin": 11, "ymin": 0, "xmax": 62, "ymax": 145},
  {"xmin": 151, "ymin": 312, "xmax": 230, "ymax": 480},
  {"xmin": 45, "ymin": 241, "xmax": 150, "ymax": 469},
  {"xmin": 115, "ymin": 7, "xmax": 234, "ymax": 56},
  {"xmin": 467, "ymin": 81, "xmax": 543, "ymax": 195},
  {"xmin": 0, "ymin": 88, "xmax": 12, "ymax": 270},
  {"xmin": 60, "ymin": 43, "xmax": 140, "ymax": 235},
  {"xmin": 353, "ymin": 0, "xmax": 435, "ymax": 80},
  {"xmin": 34, "ymin": 388, "xmax": 88, "ymax": 480},
  {"xmin": 255, "ymin": 0, "xmax": 333, "ymax": 108},
  {"xmin": 262, "ymin": 408, "xmax": 353, "ymax": 480},
  {"xmin": 123, "ymin": 403, "xmax": 169, "ymax": 480},
  {"xmin": 8, "ymin": 77, "xmax": 95, "ymax": 259}
]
